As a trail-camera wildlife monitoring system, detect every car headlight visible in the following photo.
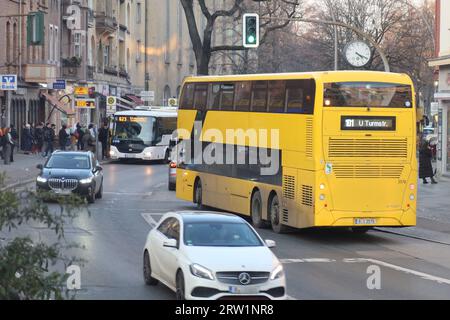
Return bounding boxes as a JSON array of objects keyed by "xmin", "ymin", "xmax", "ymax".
[
  {"xmin": 270, "ymin": 264, "xmax": 284, "ymax": 280},
  {"xmin": 36, "ymin": 176, "xmax": 47, "ymax": 183},
  {"xmin": 190, "ymin": 264, "xmax": 214, "ymax": 280},
  {"xmin": 79, "ymin": 178, "xmax": 93, "ymax": 184}
]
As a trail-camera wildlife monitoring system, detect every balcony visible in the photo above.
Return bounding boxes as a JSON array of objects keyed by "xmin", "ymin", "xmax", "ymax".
[
  {"xmin": 24, "ymin": 64, "xmax": 56, "ymax": 83},
  {"xmin": 119, "ymin": 66, "xmax": 129, "ymax": 79},
  {"xmin": 104, "ymin": 66, "xmax": 118, "ymax": 76},
  {"xmin": 95, "ymin": 12, "xmax": 118, "ymax": 34}
]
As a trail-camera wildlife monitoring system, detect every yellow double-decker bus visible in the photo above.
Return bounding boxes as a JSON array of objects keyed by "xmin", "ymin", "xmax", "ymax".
[{"xmin": 175, "ymin": 71, "xmax": 417, "ymax": 233}]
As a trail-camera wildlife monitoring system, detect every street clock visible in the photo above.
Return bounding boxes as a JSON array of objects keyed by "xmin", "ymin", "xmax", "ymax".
[{"xmin": 344, "ymin": 40, "xmax": 372, "ymax": 67}]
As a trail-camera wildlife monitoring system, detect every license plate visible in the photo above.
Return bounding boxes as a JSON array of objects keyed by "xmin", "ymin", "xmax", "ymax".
[
  {"xmin": 228, "ymin": 286, "xmax": 258, "ymax": 294},
  {"xmin": 124, "ymin": 154, "xmax": 135, "ymax": 158},
  {"xmin": 354, "ymin": 218, "xmax": 377, "ymax": 225},
  {"xmin": 54, "ymin": 189, "xmax": 71, "ymax": 195}
]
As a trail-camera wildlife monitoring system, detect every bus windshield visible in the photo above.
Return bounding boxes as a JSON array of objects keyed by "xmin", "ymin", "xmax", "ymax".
[
  {"xmin": 113, "ymin": 116, "xmax": 156, "ymax": 145},
  {"xmin": 324, "ymin": 82, "xmax": 412, "ymax": 108}
]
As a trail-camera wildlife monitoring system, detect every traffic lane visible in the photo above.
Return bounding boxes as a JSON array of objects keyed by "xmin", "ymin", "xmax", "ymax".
[{"xmin": 254, "ymin": 228, "xmax": 450, "ymax": 299}]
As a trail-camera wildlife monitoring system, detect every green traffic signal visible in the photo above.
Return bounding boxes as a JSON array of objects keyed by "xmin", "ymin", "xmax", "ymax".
[{"xmin": 243, "ymin": 14, "xmax": 259, "ymax": 47}]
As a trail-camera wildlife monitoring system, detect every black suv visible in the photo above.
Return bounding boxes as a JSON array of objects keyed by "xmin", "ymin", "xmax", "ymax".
[{"xmin": 36, "ymin": 151, "xmax": 104, "ymax": 203}]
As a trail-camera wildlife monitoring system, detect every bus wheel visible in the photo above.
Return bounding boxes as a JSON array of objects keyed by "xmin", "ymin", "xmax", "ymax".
[
  {"xmin": 270, "ymin": 194, "xmax": 287, "ymax": 234},
  {"xmin": 251, "ymin": 191, "xmax": 265, "ymax": 228},
  {"xmin": 194, "ymin": 179, "xmax": 204, "ymax": 210}
]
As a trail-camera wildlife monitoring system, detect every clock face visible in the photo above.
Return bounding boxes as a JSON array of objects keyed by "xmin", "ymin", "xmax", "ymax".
[{"xmin": 344, "ymin": 41, "xmax": 371, "ymax": 67}]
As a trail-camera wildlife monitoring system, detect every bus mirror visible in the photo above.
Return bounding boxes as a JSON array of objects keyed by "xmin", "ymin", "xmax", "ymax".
[{"xmin": 169, "ymin": 139, "xmax": 176, "ymax": 148}]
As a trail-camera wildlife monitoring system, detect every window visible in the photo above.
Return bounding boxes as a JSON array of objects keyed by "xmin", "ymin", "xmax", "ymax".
[
  {"xmin": 136, "ymin": 40, "xmax": 142, "ymax": 62},
  {"xmin": 209, "ymin": 84, "xmax": 221, "ymax": 110},
  {"xmin": 286, "ymin": 79, "xmax": 316, "ymax": 114},
  {"xmin": 180, "ymin": 83, "xmax": 195, "ymax": 109},
  {"xmin": 268, "ymin": 81, "xmax": 286, "ymax": 113},
  {"xmin": 157, "ymin": 218, "xmax": 174, "ymax": 236},
  {"xmin": 74, "ymin": 32, "xmax": 82, "ymax": 58},
  {"xmin": 194, "ymin": 84, "xmax": 208, "ymax": 110},
  {"xmin": 54, "ymin": 26, "xmax": 59, "ymax": 63},
  {"xmin": 235, "ymin": 81, "xmax": 252, "ymax": 112},
  {"xmin": 104, "ymin": 43, "xmax": 110, "ymax": 66},
  {"xmin": 251, "ymin": 81, "xmax": 268, "ymax": 112},
  {"xmin": 220, "ymin": 84, "xmax": 235, "ymax": 111},
  {"xmin": 49, "ymin": 25, "xmax": 54, "ymax": 62},
  {"xmin": 167, "ymin": 219, "xmax": 180, "ymax": 242},
  {"xmin": 136, "ymin": 3, "xmax": 142, "ymax": 24}
]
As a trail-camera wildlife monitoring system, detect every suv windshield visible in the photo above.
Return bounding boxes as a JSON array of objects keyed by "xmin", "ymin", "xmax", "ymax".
[
  {"xmin": 184, "ymin": 222, "xmax": 263, "ymax": 247},
  {"xmin": 46, "ymin": 154, "xmax": 91, "ymax": 169},
  {"xmin": 324, "ymin": 82, "xmax": 412, "ymax": 108}
]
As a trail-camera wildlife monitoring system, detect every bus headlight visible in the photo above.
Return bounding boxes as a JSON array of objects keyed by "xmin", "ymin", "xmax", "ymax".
[
  {"xmin": 409, "ymin": 194, "xmax": 415, "ymax": 201},
  {"xmin": 144, "ymin": 152, "xmax": 152, "ymax": 158},
  {"xmin": 409, "ymin": 184, "xmax": 415, "ymax": 190},
  {"xmin": 110, "ymin": 150, "xmax": 116, "ymax": 156},
  {"xmin": 319, "ymin": 194, "xmax": 326, "ymax": 201},
  {"xmin": 320, "ymin": 184, "xmax": 325, "ymax": 190}
]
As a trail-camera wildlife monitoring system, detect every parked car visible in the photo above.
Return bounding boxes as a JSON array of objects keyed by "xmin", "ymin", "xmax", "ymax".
[
  {"xmin": 36, "ymin": 151, "xmax": 104, "ymax": 203},
  {"xmin": 143, "ymin": 211, "xmax": 286, "ymax": 300}
]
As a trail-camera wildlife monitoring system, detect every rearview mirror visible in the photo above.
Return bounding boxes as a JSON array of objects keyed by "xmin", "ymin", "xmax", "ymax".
[
  {"xmin": 163, "ymin": 238, "xmax": 178, "ymax": 249},
  {"xmin": 36, "ymin": 164, "xmax": 43, "ymax": 170},
  {"xmin": 265, "ymin": 239, "xmax": 276, "ymax": 248},
  {"xmin": 95, "ymin": 165, "xmax": 103, "ymax": 172}
]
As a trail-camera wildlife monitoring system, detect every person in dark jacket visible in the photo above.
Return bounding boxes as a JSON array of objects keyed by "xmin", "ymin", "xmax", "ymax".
[
  {"xmin": 98, "ymin": 123, "xmax": 109, "ymax": 160},
  {"xmin": 22, "ymin": 124, "xmax": 33, "ymax": 154},
  {"xmin": 34, "ymin": 122, "xmax": 44, "ymax": 154},
  {"xmin": 43, "ymin": 124, "xmax": 55, "ymax": 157},
  {"xmin": 2, "ymin": 128, "xmax": 14, "ymax": 165},
  {"xmin": 9, "ymin": 124, "xmax": 18, "ymax": 162},
  {"xmin": 76, "ymin": 123, "xmax": 84, "ymax": 150},
  {"xmin": 419, "ymin": 139, "xmax": 437, "ymax": 184},
  {"xmin": 59, "ymin": 124, "xmax": 70, "ymax": 151}
]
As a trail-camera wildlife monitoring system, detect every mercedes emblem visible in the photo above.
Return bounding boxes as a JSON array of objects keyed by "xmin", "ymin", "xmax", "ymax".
[{"xmin": 238, "ymin": 272, "xmax": 251, "ymax": 285}]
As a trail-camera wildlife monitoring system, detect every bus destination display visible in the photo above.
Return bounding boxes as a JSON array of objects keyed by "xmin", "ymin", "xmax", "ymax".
[{"xmin": 341, "ymin": 116, "xmax": 396, "ymax": 131}]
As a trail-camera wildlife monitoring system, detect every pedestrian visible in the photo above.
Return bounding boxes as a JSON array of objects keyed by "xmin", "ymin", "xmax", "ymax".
[
  {"xmin": 34, "ymin": 122, "xmax": 44, "ymax": 154},
  {"xmin": 59, "ymin": 124, "xmax": 70, "ymax": 151},
  {"xmin": 82, "ymin": 127, "xmax": 95, "ymax": 152},
  {"xmin": 98, "ymin": 122, "xmax": 109, "ymax": 160},
  {"xmin": 9, "ymin": 124, "xmax": 18, "ymax": 163},
  {"xmin": 419, "ymin": 138, "xmax": 437, "ymax": 184},
  {"xmin": 22, "ymin": 124, "xmax": 33, "ymax": 155},
  {"xmin": 2, "ymin": 128, "xmax": 14, "ymax": 165},
  {"xmin": 0, "ymin": 127, "xmax": 5, "ymax": 160},
  {"xmin": 76, "ymin": 123, "xmax": 84, "ymax": 150},
  {"xmin": 43, "ymin": 123, "xmax": 55, "ymax": 157}
]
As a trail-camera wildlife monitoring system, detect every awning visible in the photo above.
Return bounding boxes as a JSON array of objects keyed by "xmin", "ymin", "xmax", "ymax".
[
  {"xmin": 116, "ymin": 103, "xmax": 133, "ymax": 110},
  {"xmin": 428, "ymin": 55, "xmax": 450, "ymax": 67},
  {"xmin": 41, "ymin": 92, "xmax": 75, "ymax": 116},
  {"xmin": 434, "ymin": 92, "xmax": 450, "ymax": 100},
  {"xmin": 124, "ymin": 94, "xmax": 143, "ymax": 105}
]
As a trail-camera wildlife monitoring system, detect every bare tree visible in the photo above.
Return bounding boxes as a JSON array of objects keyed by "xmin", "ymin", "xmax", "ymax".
[{"xmin": 180, "ymin": 0, "xmax": 302, "ymax": 75}]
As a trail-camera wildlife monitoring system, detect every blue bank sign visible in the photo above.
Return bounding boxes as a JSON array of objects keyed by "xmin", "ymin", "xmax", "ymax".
[
  {"xmin": 52, "ymin": 80, "xmax": 66, "ymax": 90},
  {"xmin": 1, "ymin": 74, "xmax": 17, "ymax": 91}
]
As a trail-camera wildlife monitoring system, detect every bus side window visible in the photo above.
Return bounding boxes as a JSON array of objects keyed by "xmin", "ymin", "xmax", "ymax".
[
  {"xmin": 234, "ymin": 81, "xmax": 251, "ymax": 112},
  {"xmin": 268, "ymin": 80, "xmax": 286, "ymax": 113},
  {"xmin": 220, "ymin": 83, "xmax": 235, "ymax": 111},
  {"xmin": 193, "ymin": 83, "xmax": 208, "ymax": 111},
  {"xmin": 208, "ymin": 84, "xmax": 221, "ymax": 110},
  {"xmin": 286, "ymin": 80, "xmax": 316, "ymax": 114},
  {"xmin": 251, "ymin": 81, "xmax": 268, "ymax": 112},
  {"xmin": 180, "ymin": 83, "xmax": 195, "ymax": 109}
]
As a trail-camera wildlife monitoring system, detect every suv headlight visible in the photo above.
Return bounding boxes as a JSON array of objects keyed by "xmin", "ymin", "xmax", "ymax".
[
  {"xmin": 36, "ymin": 176, "xmax": 47, "ymax": 183},
  {"xmin": 190, "ymin": 264, "xmax": 214, "ymax": 280},
  {"xmin": 270, "ymin": 264, "xmax": 284, "ymax": 280},
  {"xmin": 79, "ymin": 178, "xmax": 93, "ymax": 184}
]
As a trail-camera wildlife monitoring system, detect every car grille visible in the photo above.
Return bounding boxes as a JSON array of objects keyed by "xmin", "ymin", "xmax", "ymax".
[
  {"xmin": 216, "ymin": 272, "xmax": 270, "ymax": 285},
  {"xmin": 48, "ymin": 178, "xmax": 78, "ymax": 191}
]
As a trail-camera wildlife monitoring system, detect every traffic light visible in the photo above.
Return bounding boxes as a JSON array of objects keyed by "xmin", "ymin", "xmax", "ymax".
[{"xmin": 243, "ymin": 13, "xmax": 259, "ymax": 48}]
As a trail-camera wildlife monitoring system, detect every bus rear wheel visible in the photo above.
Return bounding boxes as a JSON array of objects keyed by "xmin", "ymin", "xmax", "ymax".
[
  {"xmin": 251, "ymin": 191, "xmax": 265, "ymax": 228},
  {"xmin": 270, "ymin": 194, "xmax": 288, "ymax": 234}
]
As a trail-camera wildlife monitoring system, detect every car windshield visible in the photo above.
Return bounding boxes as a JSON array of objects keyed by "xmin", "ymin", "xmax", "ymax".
[
  {"xmin": 324, "ymin": 82, "xmax": 413, "ymax": 108},
  {"xmin": 46, "ymin": 154, "xmax": 90, "ymax": 169},
  {"xmin": 184, "ymin": 222, "xmax": 263, "ymax": 247}
]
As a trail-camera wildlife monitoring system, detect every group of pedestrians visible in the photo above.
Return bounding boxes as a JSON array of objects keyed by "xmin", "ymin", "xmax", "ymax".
[{"xmin": 0, "ymin": 125, "xmax": 17, "ymax": 164}]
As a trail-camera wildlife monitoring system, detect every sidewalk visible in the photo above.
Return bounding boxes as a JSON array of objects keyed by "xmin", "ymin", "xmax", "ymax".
[{"xmin": 0, "ymin": 152, "xmax": 46, "ymax": 189}]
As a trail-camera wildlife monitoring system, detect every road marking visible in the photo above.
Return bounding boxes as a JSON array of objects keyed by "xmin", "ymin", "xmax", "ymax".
[
  {"xmin": 286, "ymin": 295, "xmax": 297, "ymax": 300},
  {"xmin": 280, "ymin": 258, "xmax": 336, "ymax": 264},
  {"xmin": 344, "ymin": 258, "xmax": 450, "ymax": 286},
  {"xmin": 141, "ymin": 213, "xmax": 159, "ymax": 228}
]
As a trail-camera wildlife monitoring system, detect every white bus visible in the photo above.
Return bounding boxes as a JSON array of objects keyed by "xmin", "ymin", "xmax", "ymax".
[{"xmin": 109, "ymin": 107, "xmax": 178, "ymax": 161}]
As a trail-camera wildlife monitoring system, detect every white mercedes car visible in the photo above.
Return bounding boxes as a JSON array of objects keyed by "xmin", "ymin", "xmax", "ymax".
[{"xmin": 142, "ymin": 211, "xmax": 286, "ymax": 300}]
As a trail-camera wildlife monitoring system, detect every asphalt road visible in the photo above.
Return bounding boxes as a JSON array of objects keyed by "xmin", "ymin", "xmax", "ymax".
[{"xmin": 29, "ymin": 161, "xmax": 450, "ymax": 299}]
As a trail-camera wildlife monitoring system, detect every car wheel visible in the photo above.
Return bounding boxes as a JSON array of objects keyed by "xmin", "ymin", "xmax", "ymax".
[
  {"xmin": 143, "ymin": 251, "xmax": 159, "ymax": 286},
  {"xmin": 270, "ymin": 194, "xmax": 288, "ymax": 234},
  {"xmin": 87, "ymin": 185, "xmax": 96, "ymax": 204},
  {"xmin": 95, "ymin": 180, "xmax": 103, "ymax": 199},
  {"xmin": 251, "ymin": 191, "xmax": 266, "ymax": 229},
  {"xmin": 175, "ymin": 271, "xmax": 185, "ymax": 300},
  {"xmin": 194, "ymin": 179, "xmax": 204, "ymax": 210}
]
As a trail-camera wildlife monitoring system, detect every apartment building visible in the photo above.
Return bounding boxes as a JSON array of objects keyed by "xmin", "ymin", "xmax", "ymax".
[{"xmin": 429, "ymin": 0, "xmax": 450, "ymax": 175}]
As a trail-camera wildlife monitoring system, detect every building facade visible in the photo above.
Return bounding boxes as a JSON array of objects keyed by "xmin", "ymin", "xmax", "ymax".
[{"xmin": 430, "ymin": 0, "xmax": 450, "ymax": 175}]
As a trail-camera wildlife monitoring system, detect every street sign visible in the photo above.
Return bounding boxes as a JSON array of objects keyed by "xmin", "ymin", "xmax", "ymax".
[
  {"xmin": 106, "ymin": 96, "xmax": 117, "ymax": 115},
  {"xmin": 1, "ymin": 75, "xmax": 18, "ymax": 91},
  {"xmin": 74, "ymin": 86, "xmax": 89, "ymax": 96},
  {"xmin": 51, "ymin": 80, "xmax": 66, "ymax": 90},
  {"xmin": 168, "ymin": 98, "xmax": 178, "ymax": 107},
  {"xmin": 75, "ymin": 99, "xmax": 95, "ymax": 109},
  {"xmin": 140, "ymin": 91, "xmax": 155, "ymax": 102}
]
